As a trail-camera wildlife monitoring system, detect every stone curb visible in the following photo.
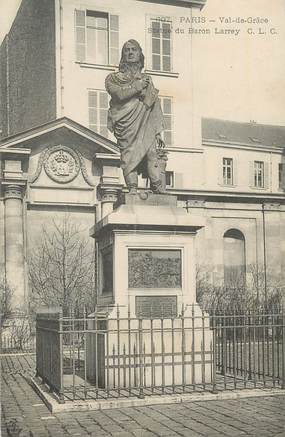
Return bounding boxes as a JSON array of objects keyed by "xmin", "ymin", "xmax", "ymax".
[{"xmin": 29, "ymin": 377, "xmax": 285, "ymax": 413}]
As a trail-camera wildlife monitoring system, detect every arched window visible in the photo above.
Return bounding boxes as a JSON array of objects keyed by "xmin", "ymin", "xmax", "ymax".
[{"xmin": 223, "ymin": 229, "xmax": 246, "ymax": 287}]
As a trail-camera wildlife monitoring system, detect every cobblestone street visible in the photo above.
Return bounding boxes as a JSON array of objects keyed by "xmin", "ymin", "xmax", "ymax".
[{"xmin": 1, "ymin": 354, "xmax": 285, "ymax": 437}]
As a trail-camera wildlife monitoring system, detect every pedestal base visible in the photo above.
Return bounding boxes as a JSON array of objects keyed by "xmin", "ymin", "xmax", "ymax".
[
  {"xmin": 86, "ymin": 307, "xmax": 213, "ymax": 389},
  {"xmin": 88, "ymin": 192, "xmax": 212, "ymax": 391}
]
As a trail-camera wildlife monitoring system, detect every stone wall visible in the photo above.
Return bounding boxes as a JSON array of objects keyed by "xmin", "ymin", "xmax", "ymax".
[
  {"xmin": 190, "ymin": 201, "xmax": 285, "ymax": 288},
  {"xmin": 0, "ymin": 36, "xmax": 8, "ymax": 138},
  {"xmin": 0, "ymin": 0, "xmax": 56, "ymax": 137}
]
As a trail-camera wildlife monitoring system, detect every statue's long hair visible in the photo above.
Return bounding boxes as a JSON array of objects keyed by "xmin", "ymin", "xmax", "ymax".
[{"xmin": 119, "ymin": 39, "xmax": 145, "ymax": 73}]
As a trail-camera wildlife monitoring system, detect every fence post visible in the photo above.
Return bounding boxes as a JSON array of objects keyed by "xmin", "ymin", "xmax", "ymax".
[
  {"xmin": 138, "ymin": 317, "xmax": 145, "ymax": 399},
  {"xmin": 191, "ymin": 304, "xmax": 196, "ymax": 390},
  {"xmin": 58, "ymin": 307, "xmax": 65, "ymax": 403},
  {"xmin": 35, "ymin": 314, "xmax": 39, "ymax": 378},
  {"xmin": 221, "ymin": 310, "xmax": 225, "ymax": 389},
  {"xmin": 282, "ymin": 306, "xmax": 285, "ymax": 390},
  {"xmin": 211, "ymin": 308, "xmax": 218, "ymax": 394},
  {"xmin": 181, "ymin": 304, "xmax": 186, "ymax": 393},
  {"xmin": 117, "ymin": 306, "xmax": 121, "ymax": 397},
  {"xmin": 248, "ymin": 311, "xmax": 252, "ymax": 380}
]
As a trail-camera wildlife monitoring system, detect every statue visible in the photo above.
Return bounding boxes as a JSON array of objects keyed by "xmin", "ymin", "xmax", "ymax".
[{"xmin": 105, "ymin": 39, "xmax": 167, "ymax": 194}]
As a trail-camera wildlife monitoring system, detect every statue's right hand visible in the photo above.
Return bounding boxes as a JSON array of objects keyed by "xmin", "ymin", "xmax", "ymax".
[{"xmin": 141, "ymin": 77, "xmax": 150, "ymax": 89}]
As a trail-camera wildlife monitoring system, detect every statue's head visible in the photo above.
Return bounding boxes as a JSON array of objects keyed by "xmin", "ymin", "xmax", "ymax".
[{"xmin": 119, "ymin": 39, "xmax": 145, "ymax": 72}]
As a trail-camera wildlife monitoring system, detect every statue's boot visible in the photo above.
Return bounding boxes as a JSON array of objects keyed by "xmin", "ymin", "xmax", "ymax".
[
  {"xmin": 151, "ymin": 180, "xmax": 165, "ymax": 194},
  {"xmin": 129, "ymin": 186, "xmax": 138, "ymax": 195}
]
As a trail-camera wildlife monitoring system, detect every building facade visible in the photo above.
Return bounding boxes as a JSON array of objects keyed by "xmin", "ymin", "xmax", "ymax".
[{"xmin": 0, "ymin": 0, "xmax": 284, "ymax": 311}]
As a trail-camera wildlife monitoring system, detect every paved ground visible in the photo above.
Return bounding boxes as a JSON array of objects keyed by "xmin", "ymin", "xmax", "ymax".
[{"xmin": 1, "ymin": 354, "xmax": 285, "ymax": 437}]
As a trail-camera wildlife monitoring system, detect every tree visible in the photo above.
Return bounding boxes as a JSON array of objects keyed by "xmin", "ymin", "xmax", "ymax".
[
  {"xmin": 0, "ymin": 279, "xmax": 34, "ymax": 352},
  {"xmin": 196, "ymin": 264, "xmax": 284, "ymax": 313},
  {"xmin": 0, "ymin": 278, "xmax": 13, "ymax": 328},
  {"xmin": 28, "ymin": 216, "xmax": 96, "ymax": 315}
]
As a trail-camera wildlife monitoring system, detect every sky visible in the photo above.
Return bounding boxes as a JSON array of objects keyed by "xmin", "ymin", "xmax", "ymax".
[{"xmin": 0, "ymin": 0, "xmax": 285, "ymax": 126}]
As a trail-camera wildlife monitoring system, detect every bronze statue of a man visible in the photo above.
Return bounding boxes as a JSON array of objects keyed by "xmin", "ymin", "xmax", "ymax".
[{"xmin": 105, "ymin": 39, "xmax": 165, "ymax": 194}]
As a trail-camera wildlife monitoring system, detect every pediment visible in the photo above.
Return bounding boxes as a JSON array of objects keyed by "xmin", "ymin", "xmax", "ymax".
[{"xmin": 0, "ymin": 117, "xmax": 120, "ymax": 158}]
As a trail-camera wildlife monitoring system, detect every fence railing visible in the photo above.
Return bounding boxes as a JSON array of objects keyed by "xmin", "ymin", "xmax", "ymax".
[
  {"xmin": 1, "ymin": 316, "xmax": 36, "ymax": 353},
  {"xmin": 36, "ymin": 308, "xmax": 63, "ymax": 399},
  {"xmin": 214, "ymin": 309, "xmax": 284, "ymax": 389},
  {"xmin": 35, "ymin": 305, "xmax": 285, "ymax": 402}
]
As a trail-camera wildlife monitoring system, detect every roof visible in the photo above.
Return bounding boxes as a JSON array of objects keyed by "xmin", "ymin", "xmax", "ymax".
[
  {"xmin": 136, "ymin": 0, "xmax": 206, "ymax": 9},
  {"xmin": 202, "ymin": 118, "xmax": 285, "ymax": 149},
  {"xmin": 0, "ymin": 117, "xmax": 119, "ymax": 155}
]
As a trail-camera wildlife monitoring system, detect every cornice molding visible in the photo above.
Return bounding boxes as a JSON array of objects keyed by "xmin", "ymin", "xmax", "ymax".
[
  {"xmin": 136, "ymin": 0, "xmax": 207, "ymax": 9},
  {"xmin": 203, "ymin": 139, "xmax": 284, "ymax": 154}
]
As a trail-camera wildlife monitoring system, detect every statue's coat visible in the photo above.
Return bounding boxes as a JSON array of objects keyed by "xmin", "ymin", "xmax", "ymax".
[{"xmin": 105, "ymin": 72, "xmax": 164, "ymax": 177}]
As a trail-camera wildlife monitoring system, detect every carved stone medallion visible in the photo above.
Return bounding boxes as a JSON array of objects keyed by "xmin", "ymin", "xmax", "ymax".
[{"xmin": 44, "ymin": 146, "xmax": 80, "ymax": 183}]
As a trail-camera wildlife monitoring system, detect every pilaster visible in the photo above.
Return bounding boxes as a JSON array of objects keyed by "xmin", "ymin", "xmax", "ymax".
[
  {"xmin": 98, "ymin": 161, "xmax": 123, "ymax": 219},
  {"xmin": 3, "ymin": 182, "xmax": 26, "ymax": 312},
  {"xmin": 0, "ymin": 148, "xmax": 30, "ymax": 313},
  {"xmin": 98, "ymin": 184, "xmax": 123, "ymax": 219}
]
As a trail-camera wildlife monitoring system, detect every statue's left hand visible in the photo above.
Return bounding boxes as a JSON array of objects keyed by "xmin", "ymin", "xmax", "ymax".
[{"xmin": 156, "ymin": 133, "xmax": 165, "ymax": 149}]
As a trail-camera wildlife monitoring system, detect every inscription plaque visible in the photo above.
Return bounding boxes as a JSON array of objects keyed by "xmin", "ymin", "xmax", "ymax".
[{"xmin": 135, "ymin": 296, "xmax": 177, "ymax": 319}]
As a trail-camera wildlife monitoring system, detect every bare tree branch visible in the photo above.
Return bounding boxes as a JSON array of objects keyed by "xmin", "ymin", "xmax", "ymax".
[{"xmin": 28, "ymin": 215, "xmax": 96, "ymax": 315}]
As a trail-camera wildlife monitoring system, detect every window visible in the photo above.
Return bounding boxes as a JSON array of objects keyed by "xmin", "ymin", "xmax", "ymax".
[
  {"xmin": 223, "ymin": 158, "xmax": 233, "ymax": 185},
  {"xmin": 254, "ymin": 161, "xmax": 264, "ymax": 188},
  {"xmin": 165, "ymin": 171, "xmax": 174, "ymax": 188},
  {"xmin": 86, "ymin": 11, "xmax": 108, "ymax": 64},
  {"xmin": 279, "ymin": 163, "xmax": 284, "ymax": 189},
  {"xmin": 223, "ymin": 229, "xmax": 246, "ymax": 288},
  {"xmin": 150, "ymin": 19, "xmax": 172, "ymax": 72},
  {"xmin": 88, "ymin": 90, "xmax": 109, "ymax": 137},
  {"xmin": 75, "ymin": 10, "xmax": 119, "ymax": 65},
  {"xmin": 159, "ymin": 96, "xmax": 173, "ymax": 146}
]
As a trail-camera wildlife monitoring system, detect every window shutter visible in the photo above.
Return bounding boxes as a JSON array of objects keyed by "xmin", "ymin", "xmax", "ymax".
[
  {"xmin": 233, "ymin": 158, "xmax": 238, "ymax": 186},
  {"xmin": 264, "ymin": 162, "xmax": 269, "ymax": 189},
  {"xmin": 109, "ymin": 15, "xmax": 119, "ymax": 65},
  {"xmin": 175, "ymin": 172, "xmax": 183, "ymax": 189},
  {"xmin": 249, "ymin": 161, "xmax": 255, "ymax": 188},
  {"xmin": 99, "ymin": 91, "xmax": 109, "ymax": 138},
  {"xmin": 218, "ymin": 159, "xmax": 224, "ymax": 186},
  {"xmin": 75, "ymin": 10, "xmax": 86, "ymax": 62},
  {"xmin": 88, "ymin": 90, "xmax": 98, "ymax": 132},
  {"xmin": 282, "ymin": 164, "xmax": 285, "ymax": 190}
]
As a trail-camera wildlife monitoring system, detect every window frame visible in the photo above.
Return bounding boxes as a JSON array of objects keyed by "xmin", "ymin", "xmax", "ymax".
[
  {"xmin": 223, "ymin": 228, "xmax": 246, "ymax": 289},
  {"xmin": 86, "ymin": 10, "xmax": 109, "ymax": 65},
  {"xmin": 254, "ymin": 160, "xmax": 265, "ymax": 188},
  {"xmin": 146, "ymin": 15, "xmax": 173, "ymax": 73},
  {"xmin": 165, "ymin": 171, "xmax": 174, "ymax": 188},
  {"xmin": 75, "ymin": 9, "xmax": 119, "ymax": 66},
  {"xmin": 222, "ymin": 157, "xmax": 234, "ymax": 186}
]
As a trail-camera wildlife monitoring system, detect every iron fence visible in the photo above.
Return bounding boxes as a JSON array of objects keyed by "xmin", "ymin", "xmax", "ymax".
[
  {"xmin": 1, "ymin": 316, "xmax": 36, "ymax": 353},
  {"xmin": 35, "ymin": 305, "xmax": 285, "ymax": 403},
  {"xmin": 214, "ymin": 308, "xmax": 284, "ymax": 390},
  {"xmin": 36, "ymin": 308, "xmax": 63, "ymax": 398}
]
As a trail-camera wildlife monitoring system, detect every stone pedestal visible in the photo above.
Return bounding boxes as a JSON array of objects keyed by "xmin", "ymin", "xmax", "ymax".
[{"xmin": 87, "ymin": 193, "xmax": 213, "ymax": 388}]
